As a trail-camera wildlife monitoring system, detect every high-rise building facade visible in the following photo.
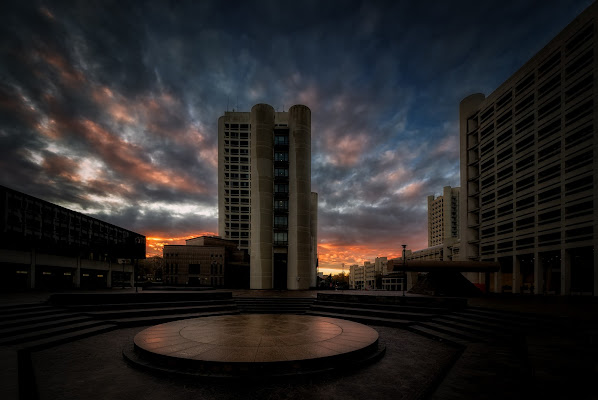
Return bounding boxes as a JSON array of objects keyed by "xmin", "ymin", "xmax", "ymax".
[
  {"xmin": 218, "ymin": 104, "xmax": 318, "ymax": 290},
  {"xmin": 459, "ymin": 3, "xmax": 597, "ymax": 296},
  {"xmin": 428, "ymin": 186, "xmax": 460, "ymax": 247},
  {"xmin": 402, "ymin": 186, "xmax": 460, "ymax": 264}
]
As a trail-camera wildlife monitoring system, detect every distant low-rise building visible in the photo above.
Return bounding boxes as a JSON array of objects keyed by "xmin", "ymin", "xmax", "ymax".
[
  {"xmin": 349, "ymin": 261, "xmax": 381, "ymax": 290},
  {"xmin": 163, "ymin": 236, "xmax": 249, "ymax": 288},
  {"xmin": 375, "ymin": 257, "xmax": 388, "ymax": 276}
]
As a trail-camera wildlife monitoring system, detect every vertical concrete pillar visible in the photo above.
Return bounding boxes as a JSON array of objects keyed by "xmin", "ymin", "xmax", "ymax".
[
  {"xmin": 29, "ymin": 249, "xmax": 36, "ymax": 289},
  {"xmin": 130, "ymin": 262, "xmax": 135, "ymax": 288},
  {"xmin": 513, "ymin": 255, "xmax": 521, "ymax": 294},
  {"xmin": 406, "ymin": 272, "xmax": 417, "ymax": 291},
  {"xmin": 74, "ymin": 255, "xmax": 81, "ymax": 288},
  {"xmin": 561, "ymin": 248, "xmax": 571, "ymax": 295},
  {"xmin": 288, "ymin": 104, "xmax": 311, "ymax": 290},
  {"xmin": 250, "ymin": 104, "xmax": 275, "ymax": 289},
  {"xmin": 310, "ymin": 192, "xmax": 318, "ymax": 288},
  {"xmin": 493, "ymin": 257, "xmax": 502, "ymax": 293},
  {"xmin": 107, "ymin": 261, "xmax": 112, "ymax": 288},
  {"xmin": 534, "ymin": 251, "xmax": 543, "ymax": 295},
  {"xmin": 459, "ymin": 93, "xmax": 485, "ymax": 261}
]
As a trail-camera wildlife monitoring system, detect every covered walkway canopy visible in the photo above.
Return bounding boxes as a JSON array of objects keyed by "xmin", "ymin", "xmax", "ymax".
[{"xmin": 392, "ymin": 260, "xmax": 500, "ymax": 273}]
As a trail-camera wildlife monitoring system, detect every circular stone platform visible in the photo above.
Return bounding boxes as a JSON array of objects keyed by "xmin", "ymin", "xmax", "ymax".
[{"xmin": 124, "ymin": 314, "xmax": 385, "ymax": 379}]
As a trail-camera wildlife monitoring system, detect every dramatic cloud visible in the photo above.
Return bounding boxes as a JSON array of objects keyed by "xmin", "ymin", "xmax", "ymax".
[{"xmin": 0, "ymin": 0, "xmax": 591, "ymax": 272}]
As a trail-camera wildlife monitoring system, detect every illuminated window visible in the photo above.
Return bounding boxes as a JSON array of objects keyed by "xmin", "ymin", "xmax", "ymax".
[
  {"xmin": 274, "ymin": 168, "xmax": 288, "ymax": 177},
  {"xmin": 275, "ymin": 152, "xmax": 288, "ymax": 161}
]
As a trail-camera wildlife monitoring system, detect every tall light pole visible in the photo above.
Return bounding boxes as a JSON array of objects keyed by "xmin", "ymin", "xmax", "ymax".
[{"xmin": 402, "ymin": 244, "xmax": 407, "ymax": 297}]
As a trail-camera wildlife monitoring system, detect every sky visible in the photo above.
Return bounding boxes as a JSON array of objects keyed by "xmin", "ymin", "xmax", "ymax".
[{"xmin": 0, "ymin": 0, "xmax": 593, "ymax": 274}]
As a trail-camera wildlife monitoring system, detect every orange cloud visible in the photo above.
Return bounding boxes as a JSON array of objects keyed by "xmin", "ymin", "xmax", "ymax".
[
  {"xmin": 80, "ymin": 119, "xmax": 205, "ymax": 193},
  {"xmin": 42, "ymin": 153, "xmax": 81, "ymax": 183},
  {"xmin": 38, "ymin": 49, "xmax": 85, "ymax": 87},
  {"xmin": 91, "ymin": 86, "xmax": 217, "ymax": 168},
  {"xmin": 397, "ymin": 180, "xmax": 425, "ymax": 199}
]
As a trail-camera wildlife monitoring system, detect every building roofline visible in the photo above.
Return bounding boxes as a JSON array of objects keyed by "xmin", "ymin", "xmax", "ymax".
[{"xmin": 476, "ymin": 2, "xmax": 596, "ymax": 107}]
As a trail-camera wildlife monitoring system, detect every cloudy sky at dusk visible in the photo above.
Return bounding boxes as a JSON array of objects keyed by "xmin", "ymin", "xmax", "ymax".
[{"xmin": 1, "ymin": 0, "xmax": 592, "ymax": 273}]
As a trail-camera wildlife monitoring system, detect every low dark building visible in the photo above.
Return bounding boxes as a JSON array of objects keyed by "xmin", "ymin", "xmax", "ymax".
[
  {"xmin": 0, "ymin": 185, "xmax": 145, "ymax": 290},
  {"xmin": 163, "ymin": 236, "xmax": 249, "ymax": 288}
]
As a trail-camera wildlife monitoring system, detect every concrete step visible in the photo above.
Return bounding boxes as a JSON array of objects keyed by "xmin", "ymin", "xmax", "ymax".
[
  {"xmin": 316, "ymin": 293, "xmax": 468, "ymax": 310},
  {"xmin": 306, "ymin": 310, "xmax": 413, "ymax": 327},
  {"xmin": 49, "ymin": 291, "xmax": 233, "ymax": 306},
  {"xmin": 236, "ymin": 303, "xmax": 310, "ymax": 306},
  {"xmin": 0, "ymin": 304, "xmax": 52, "ymax": 313},
  {"xmin": 85, "ymin": 304, "xmax": 238, "ymax": 319},
  {"xmin": 310, "ymin": 304, "xmax": 435, "ymax": 321},
  {"xmin": 0, "ymin": 307, "xmax": 62, "ymax": 322},
  {"xmin": 414, "ymin": 321, "xmax": 485, "ymax": 342},
  {"xmin": 0, "ymin": 312, "xmax": 82, "ymax": 329},
  {"xmin": 16, "ymin": 323, "xmax": 118, "ymax": 352},
  {"xmin": 438, "ymin": 314, "xmax": 524, "ymax": 334},
  {"xmin": 0, "ymin": 320, "xmax": 110, "ymax": 345},
  {"xmin": 313, "ymin": 300, "xmax": 449, "ymax": 314},
  {"xmin": 461, "ymin": 307, "xmax": 562, "ymax": 325},
  {"xmin": 431, "ymin": 317, "xmax": 511, "ymax": 338},
  {"xmin": 235, "ymin": 298, "xmax": 314, "ymax": 314},
  {"xmin": 237, "ymin": 308, "xmax": 310, "ymax": 314},
  {"xmin": 453, "ymin": 310, "xmax": 536, "ymax": 329},
  {"xmin": 234, "ymin": 299, "xmax": 315, "ymax": 304},
  {"xmin": 0, "ymin": 315, "xmax": 93, "ymax": 338},
  {"xmin": 110, "ymin": 310, "xmax": 241, "ymax": 327},
  {"xmin": 406, "ymin": 325, "xmax": 470, "ymax": 348},
  {"xmin": 62, "ymin": 299, "xmax": 236, "ymax": 312}
]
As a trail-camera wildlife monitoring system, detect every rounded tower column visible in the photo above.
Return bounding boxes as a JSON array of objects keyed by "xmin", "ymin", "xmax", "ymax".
[
  {"xmin": 288, "ymin": 104, "xmax": 311, "ymax": 290},
  {"xmin": 250, "ymin": 104, "xmax": 275, "ymax": 289},
  {"xmin": 310, "ymin": 192, "xmax": 318, "ymax": 288},
  {"xmin": 459, "ymin": 93, "xmax": 485, "ymax": 262}
]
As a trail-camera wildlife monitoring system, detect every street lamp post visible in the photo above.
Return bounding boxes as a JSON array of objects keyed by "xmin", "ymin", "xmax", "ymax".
[{"xmin": 401, "ymin": 244, "xmax": 407, "ymax": 297}]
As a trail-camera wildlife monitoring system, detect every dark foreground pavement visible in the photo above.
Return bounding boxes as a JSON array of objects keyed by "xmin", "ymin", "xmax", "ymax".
[
  {"xmin": 32, "ymin": 325, "xmax": 456, "ymax": 400},
  {"xmin": 3, "ymin": 289, "xmax": 597, "ymax": 400}
]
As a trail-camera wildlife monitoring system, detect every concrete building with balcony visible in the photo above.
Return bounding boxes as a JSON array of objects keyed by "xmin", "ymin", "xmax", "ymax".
[
  {"xmin": 459, "ymin": 3, "xmax": 598, "ymax": 295},
  {"xmin": 218, "ymin": 104, "xmax": 318, "ymax": 290}
]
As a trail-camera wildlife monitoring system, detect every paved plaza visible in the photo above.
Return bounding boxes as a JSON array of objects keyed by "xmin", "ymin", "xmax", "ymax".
[{"xmin": 2, "ymin": 289, "xmax": 597, "ymax": 400}]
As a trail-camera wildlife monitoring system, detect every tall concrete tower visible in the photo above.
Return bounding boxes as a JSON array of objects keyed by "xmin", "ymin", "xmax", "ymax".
[{"xmin": 218, "ymin": 104, "xmax": 317, "ymax": 290}]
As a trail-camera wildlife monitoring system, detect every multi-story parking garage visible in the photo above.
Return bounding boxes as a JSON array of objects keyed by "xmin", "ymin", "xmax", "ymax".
[{"xmin": 459, "ymin": 3, "xmax": 597, "ymax": 295}]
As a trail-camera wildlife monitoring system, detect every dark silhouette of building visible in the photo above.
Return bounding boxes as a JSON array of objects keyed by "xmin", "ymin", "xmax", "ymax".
[{"xmin": 0, "ymin": 185, "xmax": 145, "ymax": 290}]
